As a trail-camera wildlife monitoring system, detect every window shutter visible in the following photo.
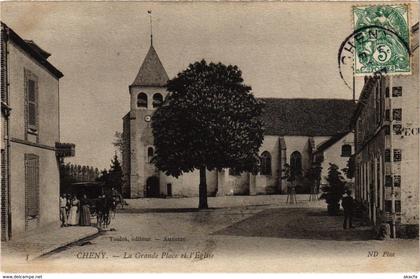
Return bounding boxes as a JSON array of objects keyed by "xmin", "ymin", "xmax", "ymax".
[
  {"xmin": 395, "ymin": 201, "xmax": 401, "ymax": 213},
  {"xmin": 29, "ymin": 103, "xmax": 36, "ymax": 126},
  {"xmin": 385, "ymin": 175, "xmax": 392, "ymax": 187},
  {"xmin": 25, "ymin": 154, "xmax": 39, "ymax": 218},
  {"xmin": 1, "ymin": 32, "xmax": 6, "ymax": 103},
  {"xmin": 27, "ymin": 79, "xmax": 37, "ymax": 128},
  {"xmin": 385, "ymin": 200, "xmax": 392, "ymax": 213},
  {"xmin": 393, "ymin": 149, "xmax": 402, "ymax": 162},
  {"xmin": 1, "ymin": 149, "xmax": 8, "ymax": 240},
  {"xmin": 24, "ymin": 70, "xmax": 39, "ymax": 135},
  {"xmin": 24, "ymin": 71, "xmax": 29, "ymax": 139},
  {"xmin": 392, "ymin": 109, "xmax": 402, "ymax": 121},
  {"xmin": 384, "ymin": 149, "xmax": 391, "ymax": 162},
  {"xmin": 34, "ymin": 78, "xmax": 39, "ymax": 130},
  {"xmin": 393, "ymin": 175, "xmax": 401, "ymax": 187},
  {"xmin": 28, "ymin": 80, "xmax": 35, "ymax": 101}
]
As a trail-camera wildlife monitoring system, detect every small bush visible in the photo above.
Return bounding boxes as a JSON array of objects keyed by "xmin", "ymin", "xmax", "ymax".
[{"xmin": 320, "ymin": 163, "xmax": 345, "ymax": 215}]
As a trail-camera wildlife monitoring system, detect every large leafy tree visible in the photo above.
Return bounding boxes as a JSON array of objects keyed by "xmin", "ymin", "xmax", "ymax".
[
  {"xmin": 112, "ymin": 131, "xmax": 125, "ymax": 158},
  {"xmin": 152, "ymin": 60, "xmax": 264, "ymax": 209},
  {"xmin": 108, "ymin": 154, "xmax": 123, "ymax": 194},
  {"xmin": 97, "ymin": 154, "xmax": 124, "ymax": 194}
]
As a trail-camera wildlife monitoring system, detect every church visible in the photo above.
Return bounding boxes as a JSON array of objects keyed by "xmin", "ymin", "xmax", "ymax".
[{"xmin": 121, "ymin": 41, "xmax": 356, "ymax": 198}]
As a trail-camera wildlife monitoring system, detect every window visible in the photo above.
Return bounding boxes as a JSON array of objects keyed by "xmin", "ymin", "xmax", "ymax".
[
  {"xmin": 341, "ymin": 145, "xmax": 352, "ymax": 157},
  {"xmin": 25, "ymin": 70, "xmax": 38, "ymax": 134},
  {"xmin": 28, "ymin": 80, "xmax": 36, "ymax": 126},
  {"xmin": 152, "ymin": 93, "xmax": 163, "ymax": 108},
  {"xmin": 392, "ymin": 87, "xmax": 402, "ymax": 97},
  {"xmin": 385, "ymin": 200, "xmax": 401, "ymax": 213},
  {"xmin": 395, "ymin": 200, "xmax": 401, "ymax": 212},
  {"xmin": 137, "ymin": 93, "xmax": 148, "ymax": 108},
  {"xmin": 393, "ymin": 149, "xmax": 401, "ymax": 162},
  {"xmin": 25, "ymin": 154, "xmax": 39, "ymax": 219},
  {"xmin": 385, "ymin": 109, "xmax": 390, "ymax": 121},
  {"xmin": 290, "ymin": 151, "xmax": 302, "ymax": 177},
  {"xmin": 1, "ymin": 45, "xmax": 6, "ymax": 103},
  {"xmin": 147, "ymin": 147, "xmax": 154, "ymax": 163},
  {"xmin": 384, "ymin": 149, "xmax": 391, "ymax": 162},
  {"xmin": 384, "ymin": 125, "xmax": 390, "ymax": 135},
  {"xmin": 375, "ymin": 83, "xmax": 381, "ymax": 124},
  {"xmin": 393, "ymin": 109, "xmax": 402, "ymax": 121},
  {"xmin": 380, "ymin": 81, "xmax": 385, "ymax": 122},
  {"xmin": 393, "ymin": 175, "xmax": 401, "ymax": 187},
  {"xmin": 260, "ymin": 151, "xmax": 272, "ymax": 175},
  {"xmin": 385, "ymin": 87, "xmax": 389, "ymax": 98},
  {"xmin": 385, "ymin": 175, "xmax": 392, "ymax": 187},
  {"xmin": 385, "ymin": 200, "xmax": 392, "ymax": 213},
  {"xmin": 393, "ymin": 124, "xmax": 402, "ymax": 135}
]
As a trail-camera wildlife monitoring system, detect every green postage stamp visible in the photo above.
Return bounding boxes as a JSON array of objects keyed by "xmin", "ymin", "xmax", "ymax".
[{"xmin": 353, "ymin": 4, "xmax": 411, "ymax": 75}]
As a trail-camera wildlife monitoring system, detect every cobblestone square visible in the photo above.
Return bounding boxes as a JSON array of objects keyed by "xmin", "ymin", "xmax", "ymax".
[{"xmin": 25, "ymin": 196, "xmax": 419, "ymax": 273}]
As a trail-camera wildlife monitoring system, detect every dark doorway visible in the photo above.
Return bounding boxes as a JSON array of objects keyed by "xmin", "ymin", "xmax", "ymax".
[
  {"xmin": 146, "ymin": 176, "xmax": 160, "ymax": 197},
  {"xmin": 167, "ymin": 183, "xmax": 172, "ymax": 197}
]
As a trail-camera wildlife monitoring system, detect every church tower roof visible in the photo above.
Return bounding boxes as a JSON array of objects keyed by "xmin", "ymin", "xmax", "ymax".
[{"xmin": 131, "ymin": 45, "xmax": 169, "ymax": 87}]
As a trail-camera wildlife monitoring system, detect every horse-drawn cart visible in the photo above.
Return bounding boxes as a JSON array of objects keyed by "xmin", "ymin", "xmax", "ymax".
[{"xmin": 63, "ymin": 182, "xmax": 125, "ymax": 228}]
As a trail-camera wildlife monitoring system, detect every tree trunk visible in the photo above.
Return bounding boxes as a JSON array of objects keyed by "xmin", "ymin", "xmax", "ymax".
[{"xmin": 198, "ymin": 166, "xmax": 208, "ymax": 209}]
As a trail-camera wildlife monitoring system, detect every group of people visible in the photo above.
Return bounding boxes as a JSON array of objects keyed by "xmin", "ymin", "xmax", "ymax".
[{"xmin": 60, "ymin": 194, "xmax": 92, "ymax": 227}]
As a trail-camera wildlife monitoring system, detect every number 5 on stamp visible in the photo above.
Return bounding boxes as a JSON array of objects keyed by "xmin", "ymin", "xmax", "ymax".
[{"xmin": 353, "ymin": 4, "xmax": 411, "ymax": 75}]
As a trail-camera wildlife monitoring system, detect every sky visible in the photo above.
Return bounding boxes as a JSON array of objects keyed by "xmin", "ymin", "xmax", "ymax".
[{"xmin": 2, "ymin": 1, "xmax": 418, "ymax": 170}]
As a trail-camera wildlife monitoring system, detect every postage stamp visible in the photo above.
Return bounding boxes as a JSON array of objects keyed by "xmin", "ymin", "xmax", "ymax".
[{"xmin": 353, "ymin": 4, "xmax": 411, "ymax": 75}]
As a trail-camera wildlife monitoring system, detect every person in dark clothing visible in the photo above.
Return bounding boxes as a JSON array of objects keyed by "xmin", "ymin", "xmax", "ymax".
[
  {"xmin": 95, "ymin": 194, "xmax": 105, "ymax": 229},
  {"xmin": 341, "ymin": 189, "xmax": 355, "ymax": 229},
  {"xmin": 79, "ymin": 194, "xmax": 91, "ymax": 226},
  {"xmin": 96, "ymin": 194, "xmax": 112, "ymax": 229}
]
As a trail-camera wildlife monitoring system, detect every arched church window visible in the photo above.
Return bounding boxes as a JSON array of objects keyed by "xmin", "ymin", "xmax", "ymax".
[
  {"xmin": 341, "ymin": 144, "xmax": 352, "ymax": 157},
  {"xmin": 152, "ymin": 93, "xmax": 163, "ymax": 108},
  {"xmin": 137, "ymin": 93, "xmax": 148, "ymax": 108},
  {"xmin": 147, "ymin": 147, "xmax": 154, "ymax": 163},
  {"xmin": 260, "ymin": 151, "xmax": 272, "ymax": 175},
  {"xmin": 290, "ymin": 151, "xmax": 302, "ymax": 177}
]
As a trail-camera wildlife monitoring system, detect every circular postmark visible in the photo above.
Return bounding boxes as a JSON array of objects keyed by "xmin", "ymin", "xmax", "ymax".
[{"xmin": 338, "ymin": 25, "xmax": 411, "ymax": 90}]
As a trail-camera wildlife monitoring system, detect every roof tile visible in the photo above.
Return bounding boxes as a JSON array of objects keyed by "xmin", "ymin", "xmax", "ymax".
[
  {"xmin": 259, "ymin": 98, "xmax": 356, "ymax": 136},
  {"xmin": 131, "ymin": 45, "xmax": 169, "ymax": 87}
]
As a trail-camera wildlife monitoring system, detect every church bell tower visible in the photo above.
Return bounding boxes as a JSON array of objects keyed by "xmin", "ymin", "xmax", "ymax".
[{"xmin": 126, "ymin": 20, "xmax": 169, "ymax": 198}]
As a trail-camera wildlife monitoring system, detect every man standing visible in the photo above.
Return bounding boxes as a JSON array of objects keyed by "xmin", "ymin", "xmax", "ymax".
[
  {"xmin": 59, "ymin": 194, "xmax": 68, "ymax": 227},
  {"xmin": 342, "ymin": 189, "xmax": 355, "ymax": 229}
]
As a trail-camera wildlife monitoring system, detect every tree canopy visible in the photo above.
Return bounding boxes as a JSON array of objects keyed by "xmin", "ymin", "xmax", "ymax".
[
  {"xmin": 97, "ymin": 154, "xmax": 124, "ymax": 194},
  {"xmin": 152, "ymin": 60, "xmax": 264, "ymax": 177},
  {"xmin": 151, "ymin": 60, "xmax": 264, "ymax": 208}
]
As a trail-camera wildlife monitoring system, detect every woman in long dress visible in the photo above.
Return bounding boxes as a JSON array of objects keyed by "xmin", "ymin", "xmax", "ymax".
[
  {"xmin": 79, "ymin": 194, "xmax": 91, "ymax": 226},
  {"xmin": 68, "ymin": 195, "xmax": 80, "ymax": 226}
]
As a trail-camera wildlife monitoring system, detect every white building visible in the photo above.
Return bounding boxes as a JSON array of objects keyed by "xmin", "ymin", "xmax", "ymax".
[{"xmin": 122, "ymin": 41, "xmax": 356, "ymax": 198}]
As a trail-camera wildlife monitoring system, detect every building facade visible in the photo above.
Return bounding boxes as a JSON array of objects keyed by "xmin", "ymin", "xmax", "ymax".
[
  {"xmin": 314, "ymin": 131, "xmax": 355, "ymax": 186},
  {"xmin": 1, "ymin": 22, "xmax": 73, "ymax": 241},
  {"xmin": 352, "ymin": 23, "xmax": 419, "ymax": 238},
  {"xmin": 122, "ymin": 42, "xmax": 356, "ymax": 198}
]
